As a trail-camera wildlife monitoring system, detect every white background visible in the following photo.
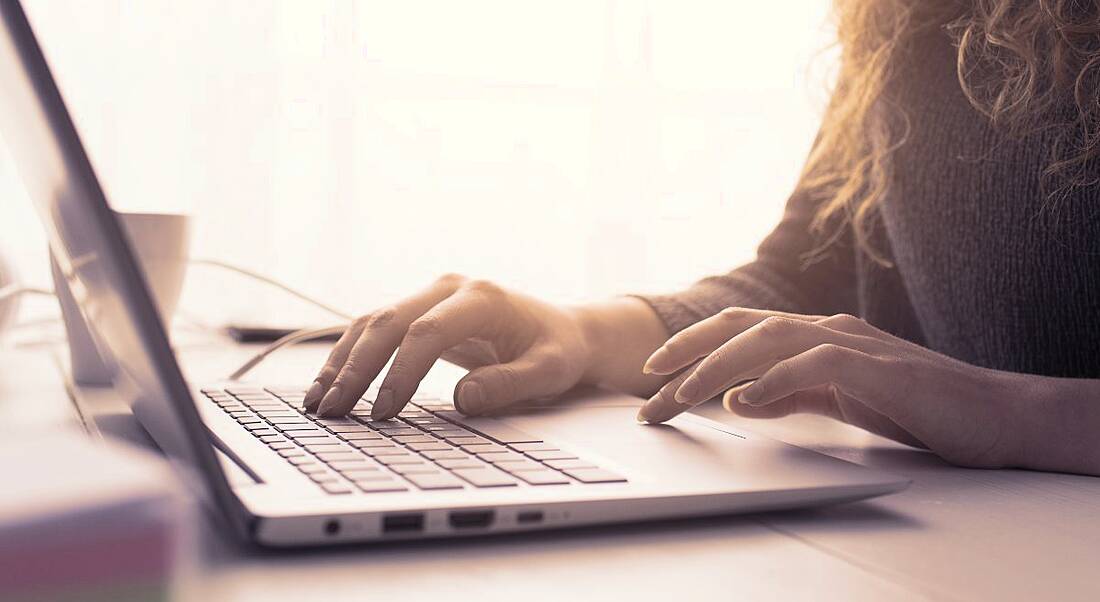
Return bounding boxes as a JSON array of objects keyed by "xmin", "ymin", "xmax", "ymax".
[{"xmin": 1, "ymin": 1, "xmax": 835, "ymax": 329}]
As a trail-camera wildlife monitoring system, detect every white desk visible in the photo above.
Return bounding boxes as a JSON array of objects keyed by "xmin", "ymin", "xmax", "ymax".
[{"xmin": 7, "ymin": 337, "xmax": 1099, "ymax": 602}]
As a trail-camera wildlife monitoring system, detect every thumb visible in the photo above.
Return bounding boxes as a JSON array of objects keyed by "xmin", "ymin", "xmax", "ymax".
[{"xmin": 453, "ymin": 347, "xmax": 570, "ymax": 416}]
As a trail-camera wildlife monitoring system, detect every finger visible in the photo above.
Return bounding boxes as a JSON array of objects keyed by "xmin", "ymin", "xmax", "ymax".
[
  {"xmin": 314, "ymin": 274, "xmax": 466, "ymax": 416},
  {"xmin": 644, "ymin": 307, "xmax": 824, "ymax": 375},
  {"xmin": 739, "ymin": 344, "xmax": 898, "ymax": 414},
  {"xmin": 674, "ymin": 317, "xmax": 884, "ymax": 406},
  {"xmin": 304, "ymin": 319, "xmax": 367, "ymax": 410},
  {"xmin": 369, "ymin": 288, "xmax": 501, "ymax": 419},
  {"xmin": 636, "ymin": 360, "xmax": 707, "ymax": 424},
  {"xmin": 722, "ymin": 383, "xmax": 838, "ymax": 419},
  {"xmin": 454, "ymin": 345, "xmax": 573, "ymax": 416},
  {"xmin": 736, "ymin": 353, "xmax": 926, "ymax": 447}
]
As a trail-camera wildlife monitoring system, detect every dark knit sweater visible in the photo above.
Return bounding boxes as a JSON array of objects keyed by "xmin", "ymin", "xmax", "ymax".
[{"xmin": 640, "ymin": 26, "xmax": 1100, "ymax": 379}]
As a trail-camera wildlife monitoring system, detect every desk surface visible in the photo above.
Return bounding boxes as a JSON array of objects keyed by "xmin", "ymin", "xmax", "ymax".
[{"xmin": 6, "ymin": 337, "xmax": 1099, "ymax": 602}]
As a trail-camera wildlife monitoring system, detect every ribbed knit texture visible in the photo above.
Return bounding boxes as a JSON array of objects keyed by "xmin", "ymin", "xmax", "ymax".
[{"xmin": 639, "ymin": 26, "xmax": 1100, "ymax": 378}]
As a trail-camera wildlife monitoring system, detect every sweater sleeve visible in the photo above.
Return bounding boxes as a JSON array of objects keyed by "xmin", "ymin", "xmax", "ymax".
[{"xmin": 635, "ymin": 185, "xmax": 859, "ymax": 335}]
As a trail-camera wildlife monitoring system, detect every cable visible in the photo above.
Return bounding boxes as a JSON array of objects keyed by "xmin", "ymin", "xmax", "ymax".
[
  {"xmin": 190, "ymin": 258, "xmax": 355, "ymax": 321},
  {"xmin": 0, "ymin": 285, "xmax": 53, "ymax": 302},
  {"xmin": 226, "ymin": 324, "xmax": 348, "ymax": 381}
]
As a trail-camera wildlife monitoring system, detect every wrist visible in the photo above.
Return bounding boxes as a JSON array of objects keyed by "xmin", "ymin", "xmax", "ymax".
[
  {"xmin": 1000, "ymin": 372, "xmax": 1100, "ymax": 475},
  {"xmin": 569, "ymin": 297, "xmax": 669, "ymax": 394}
]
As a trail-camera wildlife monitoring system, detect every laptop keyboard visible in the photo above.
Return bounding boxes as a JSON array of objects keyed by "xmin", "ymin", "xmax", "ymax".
[{"xmin": 200, "ymin": 387, "xmax": 627, "ymax": 495}]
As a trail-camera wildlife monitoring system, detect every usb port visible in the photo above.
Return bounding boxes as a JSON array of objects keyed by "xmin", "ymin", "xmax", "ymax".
[
  {"xmin": 517, "ymin": 510, "xmax": 544, "ymax": 524},
  {"xmin": 449, "ymin": 510, "xmax": 495, "ymax": 529},
  {"xmin": 382, "ymin": 513, "xmax": 424, "ymax": 533}
]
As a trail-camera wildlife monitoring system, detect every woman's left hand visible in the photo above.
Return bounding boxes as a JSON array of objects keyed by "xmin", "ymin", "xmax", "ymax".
[{"xmin": 637, "ymin": 307, "xmax": 1024, "ymax": 468}]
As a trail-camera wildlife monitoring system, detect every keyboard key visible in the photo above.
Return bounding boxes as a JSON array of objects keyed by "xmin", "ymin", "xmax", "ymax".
[
  {"xmin": 276, "ymin": 424, "xmax": 323, "ymax": 432},
  {"xmin": 355, "ymin": 480, "xmax": 408, "ymax": 493},
  {"xmin": 308, "ymin": 473, "xmax": 339, "ymax": 484},
  {"xmin": 434, "ymin": 412, "xmax": 542, "ymax": 444},
  {"xmin": 267, "ymin": 441, "xmax": 295, "ymax": 450},
  {"xmin": 545, "ymin": 458, "xmax": 598, "ymax": 470},
  {"xmin": 360, "ymin": 446, "xmax": 410, "ymax": 457},
  {"xmin": 509, "ymin": 442, "xmax": 559, "ymax": 452},
  {"xmin": 376, "ymin": 428, "xmax": 421, "ymax": 437},
  {"xmin": 461, "ymin": 443, "xmax": 506, "ymax": 454},
  {"xmin": 348, "ymin": 439, "xmax": 399, "ymax": 449},
  {"xmin": 342, "ymin": 470, "xmax": 389, "ymax": 482},
  {"xmin": 476, "ymin": 451, "xmax": 526, "ymax": 464},
  {"xmin": 247, "ymin": 428, "xmax": 277, "ymax": 437},
  {"xmin": 526, "ymin": 450, "xmax": 577, "ymax": 461},
  {"xmin": 389, "ymin": 464, "xmax": 444, "ymax": 475},
  {"xmin": 327, "ymin": 460, "xmax": 376, "ymax": 472},
  {"xmin": 563, "ymin": 468, "xmax": 626, "ymax": 483},
  {"xmin": 321, "ymin": 483, "xmax": 354, "ymax": 495},
  {"xmin": 421, "ymin": 450, "xmax": 469, "ymax": 460},
  {"xmin": 302, "ymin": 444, "xmax": 350, "ymax": 454},
  {"xmin": 391, "ymin": 435, "xmax": 438, "ymax": 444},
  {"xmin": 443, "ymin": 435, "xmax": 489, "ymax": 446},
  {"xmin": 493, "ymin": 459, "xmax": 545, "ymax": 473},
  {"xmin": 292, "ymin": 438, "xmax": 338, "ymax": 446},
  {"xmin": 266, "ymin": 416, "xmax": 310, "ymax": 425},
  {"xmin": 237, "ymin": 417, "xmax": 263, "ymax": 425},
  {"xmin": 375, "ymin": 455, "xmax": 426, "ymax": 466},
  {"xmin": 297, "ymin": 463, "xmax": 329, "ymax": 474},
  {"xmin": 258, "ymin": 434, "xmax": 288, "ymax": 443},
  {"xmin": 315, "ymin": 452, "xmax": 363, "ymax": 462},
  {"xmin": 514, "ymin": 470, "xmax": 571, "ymax": 485},
  {"xmin": 404, "ymin": 472, "xmax": 465, "ymax": 490},
  {"xmin": 338, "ymin": 431, "xmax": 385, "ymax": 441},
  {"xmin": 326, "ymin": 425, "xmax": 373, "ymax": 435},
  {"xmin": 452, "ymin": 468, "xmax": 518, "ymax": 488},
  {"xmin": 286, "ymin": 456, "xmax": 317, "ymax": 465},
  {"xmin": 277, "ymin": 448, "xmax": 306, "ymax": 458},
  {"xmin": 436, "ymin": 458, "xmax": 487, "ymax": 470},
  {"xmin": 405, "ymin": 441, "xmax": 453, "ymax": 452}
]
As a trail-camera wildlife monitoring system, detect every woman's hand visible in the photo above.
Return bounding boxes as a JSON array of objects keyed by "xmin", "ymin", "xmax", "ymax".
[
  {"xmin": 305, "ymin": 274, "xmax": 594, "ymax": 419},
  {"xmin": 637, "ymin": 307, "xmax": 1028, "ymax": 468}
]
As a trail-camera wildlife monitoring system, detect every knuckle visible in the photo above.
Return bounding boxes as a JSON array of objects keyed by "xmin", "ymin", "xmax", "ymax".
[
  {"xmin": 813, "ymin": 342, "xmax": 847, "ymax": 362},
  {"xmin": 351, "ymin": 314, "xmax": 371, "ymax": 330},
  {"xmin": 756, "ymin": 315, "xmax": 794, "ymax": 336},
  {"xmin": 406, "ymin": 315, "xmax": 443, "ymax": 340},
  {"xmin": 365, "ymin": 307, "xmax": 399, "ymax": 330},
  {"xmin": 462, "ymin": 279, "xmax": 503, "ymax": 299},
  {"xmin": 317, "ymin": 365, "xmax": 340, "ymax": 383},
  {"xmin": 435, "ymin": 272, "xmax": 466, "ymax": 289}
]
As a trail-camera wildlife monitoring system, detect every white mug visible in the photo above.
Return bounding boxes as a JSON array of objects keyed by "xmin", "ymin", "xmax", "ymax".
[
  {"xmin": 53, "ymin": 211, "xmax": 192, "ymax": 385},
  {"xmin": 117, "ymin": 211, "xmax": 192, "ymax": 321}
]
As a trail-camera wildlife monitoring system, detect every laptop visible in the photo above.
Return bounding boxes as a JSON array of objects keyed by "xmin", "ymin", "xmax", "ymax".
[{"xmin": 0, "ymin": 0, "xmax": 908, "ymax": 546}]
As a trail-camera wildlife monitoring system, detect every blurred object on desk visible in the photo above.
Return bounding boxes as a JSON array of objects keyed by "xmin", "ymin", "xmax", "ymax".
[
  {"xmin": 0, "ymin": 249, "xmax": 21, "ymax": 338},
  {"xmin": 0, "ymin": 431, "xmax": 194, "ymax": 602}
]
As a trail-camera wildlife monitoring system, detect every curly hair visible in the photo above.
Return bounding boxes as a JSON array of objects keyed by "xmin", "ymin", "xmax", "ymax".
[{"xmin": 802, "ymin": 0, "xmax": 1100, "ymax": 263}]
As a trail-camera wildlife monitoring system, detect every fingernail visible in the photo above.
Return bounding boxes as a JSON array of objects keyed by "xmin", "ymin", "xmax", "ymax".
[
  {"xmin": 316, "ymin": 384, "xmax": 343, "ymax": 416},
  {"xmin": 635, "ymin": 408, "xmax": 651, "ymax": 424},
  {"xmin": 739, "ymin": 387, "xmax": 759, "ymax": 405},
  {"xmin": 674, "ymin": 378, "xmax": 700, "ymax": 404},
  {"xmin": 371, "ymin": 388, "xmax": 394, "ymax": 420},
  {"xmin": 304, "ymin": 381, "xmax": 324, "ymax": 408},
  {"xmin": 643, "ymin": 348, "xmax": 669, "ymax": 374},
  {"xmin": 458, "ymin": 381, "xmax": 484, "ymax": 414}
]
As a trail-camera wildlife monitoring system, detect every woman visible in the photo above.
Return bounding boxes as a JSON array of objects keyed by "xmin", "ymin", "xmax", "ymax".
[{"xmin": 304, "ymin": 0, "xmax": 1100, "ymax": 476}]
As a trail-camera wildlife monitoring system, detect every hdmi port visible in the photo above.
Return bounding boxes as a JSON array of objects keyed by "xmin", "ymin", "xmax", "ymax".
[{"xmin": 449, "ymin": 509, "xmax": 495, "ymax": 529}]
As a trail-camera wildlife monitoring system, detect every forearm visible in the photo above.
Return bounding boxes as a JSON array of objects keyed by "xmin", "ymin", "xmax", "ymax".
[
  {"xmin": 1007, "ymin": 374, "xmax": 1100, "ymax": 475},
  {"xmin": 572, "ymin": 297, "xmax": 671, "ymax": 398}
]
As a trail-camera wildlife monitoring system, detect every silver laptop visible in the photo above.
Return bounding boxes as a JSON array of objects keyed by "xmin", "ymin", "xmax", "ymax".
[{"xmin": 0, "ymin": 0, "xmax": 908, "ymax": 546}]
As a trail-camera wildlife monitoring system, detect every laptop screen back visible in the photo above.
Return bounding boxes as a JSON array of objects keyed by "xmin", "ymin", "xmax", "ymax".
[{"xmin": 0, "ymin": 1, "xmax": 245, "ymax": 532}]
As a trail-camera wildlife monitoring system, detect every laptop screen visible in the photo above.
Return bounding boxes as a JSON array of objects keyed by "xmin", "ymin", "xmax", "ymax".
[{"xmin": 0, "ymin": 1, "xmax": 246, "ymax": 532}]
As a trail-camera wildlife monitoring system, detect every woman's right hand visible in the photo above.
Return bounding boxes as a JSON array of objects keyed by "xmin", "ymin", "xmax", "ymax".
[{"xmin": 303, "ymin": 274, "xmax": 596, "ymax": 420}]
